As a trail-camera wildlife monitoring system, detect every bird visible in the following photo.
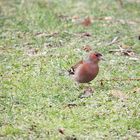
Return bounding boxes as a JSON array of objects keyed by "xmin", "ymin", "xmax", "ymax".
[{"xmin": 68, "ymin": 52, "xmax": 103, "ymax": 83}]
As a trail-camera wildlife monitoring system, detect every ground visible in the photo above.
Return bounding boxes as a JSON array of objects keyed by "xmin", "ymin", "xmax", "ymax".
[{"xmin": 0, "ymin": 0, "xmax": 140, "ymax": 139}]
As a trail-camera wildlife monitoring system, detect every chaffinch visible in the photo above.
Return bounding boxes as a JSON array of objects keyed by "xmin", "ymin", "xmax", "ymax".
[{"xmin": 68, "ymin": 52, "xmax": 103, "ymax": 83}]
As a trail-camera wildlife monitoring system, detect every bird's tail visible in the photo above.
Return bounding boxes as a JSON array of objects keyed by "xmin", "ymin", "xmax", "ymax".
[{"xmin": 68, "ymin": 67, "xmax": 75, "ymax": 75}]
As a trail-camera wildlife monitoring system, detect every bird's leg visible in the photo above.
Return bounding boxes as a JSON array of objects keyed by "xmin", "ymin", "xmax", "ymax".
[
  {"xmin": 77, "ymin": 82, "xmax": 93, "ymax": 90},
  {"xmin": 83, "ymin": 82, "xmax": 94, "ymax": 93},
  {"xmin": 85, "ymin": 82, "xmax": 92, "ymax": 89},
  {"xmin": 75, "ymin": 82, "xmax": 90, "ymax": 91},
  {"xmin": 74, "ymin": 82, "xmax": 84, "ymax": 91},
  {"xmin": 78, "ymin": 83, "xmax": 85, "ymax": 90}
]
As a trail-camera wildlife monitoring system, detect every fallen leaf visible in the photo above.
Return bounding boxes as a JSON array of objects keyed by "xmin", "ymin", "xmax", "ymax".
[
  {"xmin": 119, "ymin": 45, "xmax": 135, "ymax": 56},
  {"xmin": 72, "ymin": 15, "xmax": 79, "ymax": 19},
  {"xmin": 133, "ymin": 88, "xmax": 140, "ymax": 93},
  {"xmin": 81, "ymin": 16, "xmax": 92, "ymax": 27},
  {"xmin": 71, "ymin": 15, "xmax": 81, "ymax": 24},
  {"xmin": 71, "ymin": 15, "xmax": 80, "ymax": 23},
  {"xmin": 67, "ymin": 103, "xmax": 77, "ymax": 108},
  {"xmin": 121, "ymin": 44, "xmax": 131, "ymax": 49},
  {"xmin": 109, "ymin": 44, "xmax": 137, "ymax": 57},
  {"xmin": 123, "ymin": 50, "xmax": 135, "ymax": 56},
  {"xmin": 110, "ymin": 90, "xmax": 128, "ymax": 100},
  {"xmin": 82, "ymin": 45, "xmax": 92, "ymax": 52}
]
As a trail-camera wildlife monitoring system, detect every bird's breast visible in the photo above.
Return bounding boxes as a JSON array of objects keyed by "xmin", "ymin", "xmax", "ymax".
[{"xmin": 74, "ymin": 63, "xmax": 99, "ymax": 83}]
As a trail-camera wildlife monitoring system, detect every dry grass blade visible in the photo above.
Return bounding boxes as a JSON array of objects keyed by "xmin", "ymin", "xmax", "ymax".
[
  {"xmin": 106, "ymin": 36, "xmax": 119, "ymax": 46},
  {"xmin": 109, "ymin": 44, "xmax": 139, "ymax": 59},
  {"xmin": 35, "ymin": 32, "xmax": 59, "ymax": 37},
  {"xmin": 110, "ymin": 90, "xmax": 128, "ymax": 101},
  {"xmin": 99, "ymin": 78, "xmax": 140, "ymax": 83}
]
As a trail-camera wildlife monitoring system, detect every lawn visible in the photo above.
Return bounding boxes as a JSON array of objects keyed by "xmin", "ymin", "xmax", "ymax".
[{"xmin": 0, "ymin": 0, "xmax": 140, "ymax": 139}]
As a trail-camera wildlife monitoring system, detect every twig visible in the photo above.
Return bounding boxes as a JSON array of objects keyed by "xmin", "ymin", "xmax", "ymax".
[
  {"xmin": 35, "ymin": 32, "xmax": 59, "ymax": 37},
  {"xmin": 109, "ymin": 45, "xmax": 138, "ymax": 58},
  {"xmin": 106, "ymin": 36, "xmax": 119, "ymax": 46},
  {"xmin": 109, "ymin": 49, "xmax": 121, "ymax": 53},
  {"xmin": 99, "ymin": 78, "xmax": 140, "ymax": 82}
]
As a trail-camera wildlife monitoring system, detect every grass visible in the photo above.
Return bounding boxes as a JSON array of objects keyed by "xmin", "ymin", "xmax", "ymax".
[{"xmin": 0, "ymin": 0, "xmax": 140, "ymax": 139}]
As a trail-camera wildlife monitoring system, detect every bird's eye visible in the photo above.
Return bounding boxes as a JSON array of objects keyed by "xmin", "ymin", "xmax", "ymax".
[{"xmin": 95, "ymin": 53, "xmax": 102, "ymax": 57}]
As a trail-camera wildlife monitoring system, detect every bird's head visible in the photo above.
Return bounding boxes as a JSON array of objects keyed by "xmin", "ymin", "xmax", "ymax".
[{"xmin": 88, "ymin": 52, "xmax": 103, "ymax": 63}]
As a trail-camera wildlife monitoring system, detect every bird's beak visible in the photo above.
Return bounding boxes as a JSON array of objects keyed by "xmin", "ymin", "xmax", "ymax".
[{"xmin": 99, "ymin": 56, "xmax": 105, "ymax": 61}]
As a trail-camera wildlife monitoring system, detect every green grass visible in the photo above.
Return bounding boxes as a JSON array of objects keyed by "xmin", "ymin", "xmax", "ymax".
[{"xmin": 0, "ymin": 0, "xmax": 140, "ymax": 139}]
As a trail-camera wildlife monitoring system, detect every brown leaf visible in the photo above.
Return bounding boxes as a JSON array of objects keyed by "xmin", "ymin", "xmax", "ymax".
[
  {"xmin": 119, "ymin": 45, "xmax": 135, "ymax": 56},
  {"xmin": 71, "ymin": 15, "xmax": 81, "ymax": 23},
  {"xmin": 123, "ymin": 50, "xmax": 135, "ymax": 56},
  {"xmin": 82, "ymin": 45, "xmax": 92, "ymax": 52},
  {"xmin": 71, "ymin": 15, "xmax": 80, "ymax": 20},
  {"xmin": 121, "ymin": 44, "xmax": 131, "ymax": 49},
  {"xmin": 110, "ymin": 90, "xmax": 128, "ymax": 100},
  {"xmin": 109, "ymin": 44, "xmax": 137, "ymax": 58},
  {"xmin": 67, "ymin": 103, "xmax": 77, "ymax": 108},
  {"xmin": 133, "ymin": 88, "xmax": 140, "ymax": 93},
  {"xmin": 81, "ymin": 16, "xmax": 92, "ymax": 27}
]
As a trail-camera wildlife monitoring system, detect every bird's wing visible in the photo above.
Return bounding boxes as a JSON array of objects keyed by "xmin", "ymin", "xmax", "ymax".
[{"xmin": 68, "ymin": 60, "xmax": 83, "ymax": 75}]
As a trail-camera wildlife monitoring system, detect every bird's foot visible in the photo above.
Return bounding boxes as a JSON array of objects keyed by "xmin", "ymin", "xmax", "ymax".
[{"xmin": 79, "ymin": 87, "xmax": 94, "ymax": 98}]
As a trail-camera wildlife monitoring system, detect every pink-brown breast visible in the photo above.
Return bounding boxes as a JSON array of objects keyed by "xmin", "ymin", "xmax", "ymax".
[{"xmin": 74, "ymin": 62, "xmax": 99, "ymax": 83}]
